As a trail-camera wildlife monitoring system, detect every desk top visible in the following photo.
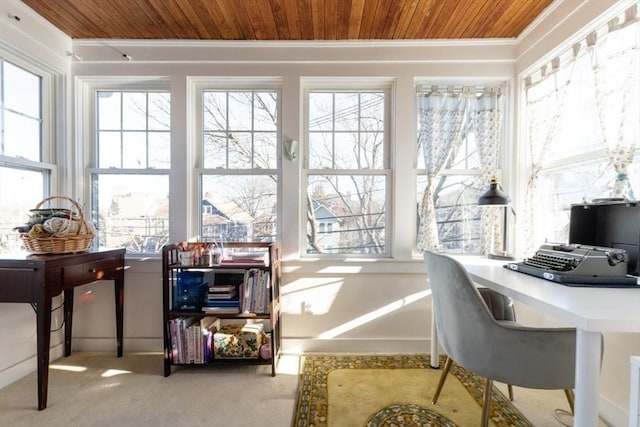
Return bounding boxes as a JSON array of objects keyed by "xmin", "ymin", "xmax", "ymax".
[
  {"xmin": 450, "ymin": 254, "xmax": 640, "ymax": 333},
  {"xmin": 0, "ymin": 248, "xmax": 125, "ymax": 262}
]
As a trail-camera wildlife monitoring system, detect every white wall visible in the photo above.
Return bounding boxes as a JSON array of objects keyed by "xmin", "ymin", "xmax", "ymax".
[{"xmin": 1, "ymin": 1, "xmax": 638, "ymax": 425}]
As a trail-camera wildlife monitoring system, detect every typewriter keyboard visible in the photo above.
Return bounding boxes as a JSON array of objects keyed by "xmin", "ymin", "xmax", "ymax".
[{"xmin": 522, "ymin": 252, "xmax": 579, "ymax": 271}]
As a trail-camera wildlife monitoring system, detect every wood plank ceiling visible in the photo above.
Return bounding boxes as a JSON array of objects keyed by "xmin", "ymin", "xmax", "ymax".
[{"xmin": 21, "ymin": 0, "xmax": 554, "ymax": 41}]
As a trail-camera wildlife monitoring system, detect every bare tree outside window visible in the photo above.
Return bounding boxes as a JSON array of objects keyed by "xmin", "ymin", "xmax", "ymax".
[
  {"xmin": 305, "ymin": 90, "xmax": 389, "ymax": 255},
  {"xmin": 201, "ymin": 90, "xmax": 278, "ymax": 243}
]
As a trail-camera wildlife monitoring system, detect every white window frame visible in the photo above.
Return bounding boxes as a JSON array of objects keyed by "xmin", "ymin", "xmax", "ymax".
[
  {"xmin": 0, "ymin": 50, "xmax": 58, "ymax": 254},
  {"xmin": 302, "ymin": 78, "xmax": 393, "ymax": 258},
  {"xmin": 191, "ymin": 77, "xmax": 282, "ymax": 243},
  {"xmin": 78, "ymin": 77, "xmax": 171, "ymax": 256}
]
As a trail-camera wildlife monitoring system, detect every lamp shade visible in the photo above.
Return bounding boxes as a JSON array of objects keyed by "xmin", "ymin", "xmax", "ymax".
[{"xmin": 478, "ymin": 177, "xmax": 511, "ymax": 206}]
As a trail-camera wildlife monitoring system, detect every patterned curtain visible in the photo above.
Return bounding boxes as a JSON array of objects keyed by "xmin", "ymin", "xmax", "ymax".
[
  {"xmin": 522, "ymin": 59, "xmax": 576, "ymax": 257},
  {"xmin": 416, "ymin": 85, "xmax": 504, "ymax": 252},
  {"xmin": 473, "ymin": 88, "xmax": 504, "ymax": 256},
  {"xmin": 416, "ymin": 86, "xmax": 469, "ymax": 251},
  {"xmin": 521, "ymin": 4, "xmax": 638, "ymax": 256},
  {"xmin": 591, "ymin": 8, "xmax": 640, "ymax": 199}
]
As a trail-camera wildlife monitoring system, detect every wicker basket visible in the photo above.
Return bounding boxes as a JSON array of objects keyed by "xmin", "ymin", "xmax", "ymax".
[{"xmin": 21, "ymin": 196, "xmax": 94, "ymax": 254}]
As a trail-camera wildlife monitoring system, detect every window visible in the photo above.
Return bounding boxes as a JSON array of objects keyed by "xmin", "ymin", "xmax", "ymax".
[
  {"xmin": 0, "ymin": 57, "xmax": 54, "ymax": 254},
  {"xmin": 304, "ymin": 86, "xmax": 390, "ymax": 256},
  {"xmin": 415, "ymin": 85, "xmax": 506, "ymax": 254},
  {"xmin": 90, "ymin": 89, "xmax": 171, "ymax": 254},
  {"xmin": 521, "ymin": 5, "xmax": 639, "ymax": 255},
  {"xmin": 199, "ymin": 88, "xmax": 279, "ymax": 242}
]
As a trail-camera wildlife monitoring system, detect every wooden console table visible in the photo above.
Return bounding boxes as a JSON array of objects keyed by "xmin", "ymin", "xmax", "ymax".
[{"xmin": 0, "ymin": 248, "xmax": 126, "ymax": 410}]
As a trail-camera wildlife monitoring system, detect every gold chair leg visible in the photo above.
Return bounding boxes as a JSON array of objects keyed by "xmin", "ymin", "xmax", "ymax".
[
  {"xmin": 432, "ymin": 356, "xmax": 453, "ymax": 404},
  {"xmin": 481, "ymin": 377, "xmax": 492, "ymax": 427},
  {"xmin": 508, "ymin": 384, "xmax": 514, "ymax": 401},
  {"xmin": 564, "ymin": 389, "xmax": 575, "ymax": 415}
]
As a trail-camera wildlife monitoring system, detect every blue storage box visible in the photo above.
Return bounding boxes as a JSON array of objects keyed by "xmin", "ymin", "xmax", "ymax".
[{"xmin": 174, "ymin": 271, "xmax": 207, "ymax": 311}]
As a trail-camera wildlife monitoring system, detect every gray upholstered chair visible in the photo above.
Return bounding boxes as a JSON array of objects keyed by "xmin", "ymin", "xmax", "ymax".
[
  {"xmin": 432, "ymin": 287, "xmax": 517, "ymax": 403},
  {"xmin": 424, "ymin": 250, "xmax": 578, "ymax": 427}
]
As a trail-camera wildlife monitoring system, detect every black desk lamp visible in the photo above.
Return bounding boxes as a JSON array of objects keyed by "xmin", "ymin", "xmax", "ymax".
[{"xmin": 478, "ymin": 176, "xmax": 515, "ymax": 260}]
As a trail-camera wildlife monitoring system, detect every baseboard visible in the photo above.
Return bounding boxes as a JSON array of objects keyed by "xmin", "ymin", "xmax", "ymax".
[
  {"xmin": 599, "ymin": 394, "xmax": 628, "ymax": 427},
  {"xmin": 0, "ymin": 344, "xmax": 64, "ymax": 389}
]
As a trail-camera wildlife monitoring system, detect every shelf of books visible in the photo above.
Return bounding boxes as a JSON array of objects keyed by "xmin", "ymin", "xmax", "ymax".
[{"xmin": 161, "ymin": 241, "xmax": 281, "ymax": 377}]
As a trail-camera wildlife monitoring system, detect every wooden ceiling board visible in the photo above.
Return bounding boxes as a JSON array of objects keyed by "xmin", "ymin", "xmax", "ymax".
[
  {"xmin": 323, "ymin": 0, "xmax": 338, "ymax": 40},
  {"xmin": 418, "ymin": 0, "xmax": 453, "ymax": 39},
  {"xmin": 218, "ymin": 0, "xmax": 255, "ymax": 40},
  {"xmin": 391, "ymin": 0, "xmax": 419, "ymax": 39},
  {"xmin": 400, "ymin": 0, "xmax": 435, "ymax": 40},
  {"xmin": 452, "ymin": 0, "xmax": 509, "ymax": 38},
  {"xmin": 373, "ymin": 0, "xmax": 397, "ymax": 40},
  {"xmin": 347, "ymin": 0, "xmax": 366, "ymax": 40},
  {"xmin": 20, "ymin": 0, "xmax": 555, "ymax": 41}
]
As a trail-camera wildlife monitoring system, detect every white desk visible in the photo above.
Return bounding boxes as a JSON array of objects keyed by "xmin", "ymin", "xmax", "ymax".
[{"xmin": 430, "ymin": 255, "xmax": 640, "ymax": 427}]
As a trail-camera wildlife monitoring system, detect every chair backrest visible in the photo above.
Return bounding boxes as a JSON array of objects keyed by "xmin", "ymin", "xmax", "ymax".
[
  {"xmin": 424, "ymin": 250, "xmax": 497, "ymax": 376},
  {"xmin": 424, "ymin": 250, "xmax": 580, "ymax": 389}
]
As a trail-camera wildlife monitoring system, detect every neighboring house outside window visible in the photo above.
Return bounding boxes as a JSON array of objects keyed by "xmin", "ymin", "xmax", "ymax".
[
  {"xmin": 304, "ymin": 83, "xmax": 391, "ymax": 256},
  {"xmin": 0, "ymin": 56, "xmax": 55, "ymax": 254},
  {"xmin": 89, "ymin": 88, "xmax": 171, "ymax": 254}
]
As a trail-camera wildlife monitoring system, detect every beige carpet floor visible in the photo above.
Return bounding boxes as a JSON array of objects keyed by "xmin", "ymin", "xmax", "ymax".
[{"xmin": 0, "ymin": 352, "xmax": 609, "ymax": 426}]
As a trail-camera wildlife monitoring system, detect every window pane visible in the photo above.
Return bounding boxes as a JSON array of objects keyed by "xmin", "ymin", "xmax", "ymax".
[
  {"xmin": 2, "ymin": 61, "xmax": 41, "ymax": 162},
  {"xmin": 203, "ymin": 92, "xmax": 227, "ymax": 130},
  {"xmin": 254, "ymin": 132, "xmax": 277, "ymax": 169},
  {"xmin": 122, "ymin": 132, "xmax": 147, "ymax": 168},
  {"xmin": 149, "ymin": 132, "xmax": 171, "ymax": 168},
  {"xmin": 201, "ymin": 175, "xmax": 277, "ymax": 242},
  {"xmin": 98, "ymin": 132, "xmax": 122, "ymax": 168},
  {"xmin": 4, "ymin": 110, "xmax": 40, "ymax": 159},
  {"xmin": 92, "ymin": 174, "xmax": 169, "ymax": 254},
  {"xmin": 360, "ymin": 92, "xmax": 385, "ymax": 131},
  {"xmin": 306, "ymin": 174, "xmax": 386, "ymax": 254},
  {"xmin": 148, "ymin": 92, "xmax": 171, "ymax": 131},
  {"xmin": 228, "ymin": 92, "xmax": 253, "ymax": 131},
  {"xmin": 309, "ymin": 93, "xmax": 333, "ymax": 131},
  {"xmin": 98, "ymin": 91, "xmax": 121, "ymax": 130},
  {"xmin": 203, "ymin": 132, "xmax": 227, "ymax": 168},
  {"xmin": 254, "ymin": 92, "xmax": 277, "ymax": 131},
  {"xmin": 202, "ymin": 90, "xmax": 278, "ymax": 170},
  {"xmin": 122, "ymin": 92, "xmax": 148, "ymax": 130},
  {"xmin": 0, "ymin": 167, "xmax": 45, "ymax": 254},
  {"xmin": 533, "ymin": 158, "xmax": 626, "ymax": 246},
  {"xmin": 97, "ymin": 91, "xmax": 170, "ymax": 169},
  {"xmin": 4, "ymin": 62, "xmax": 40, "ymax": 118},
  {"xmin": 417, "ymin": 174, "xmax": 484, "ymax": 253},
  {"xmin": 334, "ymin": 93, "xmax": 359, "ymax": 131},
  {"xmin": 308, "ymin": 132, "xmax": 333, "ymax": 169},
  {"xmin": 309, "ymin": 91, "xmax": 385, "ymax": 170}
]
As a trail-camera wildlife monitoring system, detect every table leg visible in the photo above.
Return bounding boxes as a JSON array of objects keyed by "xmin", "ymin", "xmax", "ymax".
[
  {"xmin": 574, "ymin": 328, "xmax": 601, "ymax": 427},
  {"xmin": 36, "ymin": 296, "xmax": 52, "ymax": 410},
  {"xmin": 430, "ymin": 309, "xmax": 439, "ymax": 368},
  {"xmin": 114, "ymin": 277, "xmax": 124, "ymax": 357},
  {"xmin": 63, "ymin": 289, "xmax": 74, "ymax": 356}
]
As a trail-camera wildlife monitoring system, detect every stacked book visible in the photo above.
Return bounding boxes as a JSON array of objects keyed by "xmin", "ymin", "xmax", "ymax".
[
  {"xmin": 202, "ymin": 284, "xmax": 240, "ymax": 314},
  {"xmin": 168, "ymin": 317, "xmax": 219, "ymax": 364}
]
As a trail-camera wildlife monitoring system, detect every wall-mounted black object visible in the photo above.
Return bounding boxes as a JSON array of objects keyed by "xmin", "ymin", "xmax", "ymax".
[{"xmin": 569, "ymin": 200, "xmax": 640, "ymax": 276}]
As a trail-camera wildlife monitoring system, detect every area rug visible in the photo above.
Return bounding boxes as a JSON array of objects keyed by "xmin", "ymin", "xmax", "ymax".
[{"xmin": 292, "ymin": 354, "xmax": 532, "ymax": 427}]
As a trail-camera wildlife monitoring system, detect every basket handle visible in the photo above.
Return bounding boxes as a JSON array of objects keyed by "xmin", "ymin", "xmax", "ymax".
[{"xmin": 34, "ymin": 196, "xmax": 88, "ymax": 236}]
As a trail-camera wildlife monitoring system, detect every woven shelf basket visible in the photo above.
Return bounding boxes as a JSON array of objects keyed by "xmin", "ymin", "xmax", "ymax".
[{"xmin": 21, "ymin": 196, "xmax": 94, "ymax": 254}]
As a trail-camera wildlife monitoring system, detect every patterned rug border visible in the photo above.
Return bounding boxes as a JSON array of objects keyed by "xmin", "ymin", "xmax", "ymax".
[{"xmin": 292, "ymin": 353, "xmax": 533, "ymax": 427}]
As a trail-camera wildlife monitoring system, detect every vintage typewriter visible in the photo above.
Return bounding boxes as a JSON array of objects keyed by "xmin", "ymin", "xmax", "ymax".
[{"xmin": 505, "ymin": 243, "xmax": 639, "ymax": 286}]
